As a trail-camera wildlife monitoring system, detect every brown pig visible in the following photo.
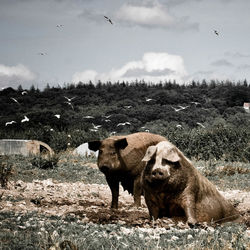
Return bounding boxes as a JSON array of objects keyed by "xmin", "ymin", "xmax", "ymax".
[
  {"xmin": 88, "ymin": 132, "xmax": 167, "ymax": 209},
  {"xmin": 141, "ymin": 141, "xmax": 240, "ymax": 226}
]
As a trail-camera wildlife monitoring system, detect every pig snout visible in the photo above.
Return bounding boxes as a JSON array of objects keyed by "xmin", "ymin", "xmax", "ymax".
[{"xmin": 151, "ymin": 168, "xmax": 170, "ymax": 180}]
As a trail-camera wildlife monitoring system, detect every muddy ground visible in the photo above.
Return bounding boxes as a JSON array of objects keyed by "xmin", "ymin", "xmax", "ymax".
[{"xmin": 1, "ymin": 161, "xmax": 249, "ymax": 229}]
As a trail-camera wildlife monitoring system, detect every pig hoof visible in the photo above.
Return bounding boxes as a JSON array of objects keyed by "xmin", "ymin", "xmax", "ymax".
[{"xmin": 187, "ymin": 218, "xmax": 198, "ymax": 228}]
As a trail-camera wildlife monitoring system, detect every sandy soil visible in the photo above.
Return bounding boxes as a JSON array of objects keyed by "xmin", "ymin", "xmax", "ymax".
[{"xmin": 1, "ymin": 176, "xmax": 249, "ymax": 228}]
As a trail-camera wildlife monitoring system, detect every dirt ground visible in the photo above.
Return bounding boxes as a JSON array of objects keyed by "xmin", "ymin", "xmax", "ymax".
[{"xmin": 1, "ymin": 165, "xmax": 250, "ymax": 229}]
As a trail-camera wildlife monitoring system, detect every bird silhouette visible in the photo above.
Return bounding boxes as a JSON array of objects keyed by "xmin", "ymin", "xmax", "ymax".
[
  {"xmin": 54, "ymin": 114, "xmax": 60, "ymax": 119},
  {"xmin": 21, "ymin": 116, "xmax": 29, "ymax": 123},
  {"xmin": 38, "ymin": 52, "xmax": 47, "ymax": 56},
  {"xmin": 56, "ymin": 24, "xmax": 63, "ymax": 28},
  {"xmin": 5, "ymin": 121, "xmax": 16, "ymax": 126},
  {"xmin": 104, "ymin": 16, "xmax": 113, "ymax": 24},
  {"xmin": 214, "ymin": 30, "xmax": 219, "ymax": 35}
]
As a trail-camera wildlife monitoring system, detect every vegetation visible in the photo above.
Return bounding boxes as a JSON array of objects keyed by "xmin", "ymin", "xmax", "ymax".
[
  {"xmin": 0, "ymin": 154, "xmax": 249, "ymax": 249},
  {"xmin": 1, "ymin": 80, "xmax": 250, "ymax": 161}
]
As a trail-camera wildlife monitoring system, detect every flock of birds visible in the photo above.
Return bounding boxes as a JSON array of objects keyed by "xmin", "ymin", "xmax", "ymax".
[
  {"xmin": 4, "ymin": 91, "xmax": 206, "ymax": 131},
  {"xmin": 4, "ymin": 13, "xmax": 214, "ymax": 131}
]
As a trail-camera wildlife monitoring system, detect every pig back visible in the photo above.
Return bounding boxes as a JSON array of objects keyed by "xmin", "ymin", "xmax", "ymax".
[{"xmin": 118, "ymin": 132, "xmax": 167, "ymax": 175}]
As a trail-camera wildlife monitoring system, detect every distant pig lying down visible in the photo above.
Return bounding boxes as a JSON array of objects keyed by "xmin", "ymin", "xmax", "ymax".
[{"xmin": 141, "ymin": 141, "xmax": 241, "ymax": 227}]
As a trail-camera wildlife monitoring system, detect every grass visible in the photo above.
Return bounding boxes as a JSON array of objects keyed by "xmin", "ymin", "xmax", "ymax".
[{"xmin": 0, "ymin": 152, "xmax": 249, "ymax": 249}]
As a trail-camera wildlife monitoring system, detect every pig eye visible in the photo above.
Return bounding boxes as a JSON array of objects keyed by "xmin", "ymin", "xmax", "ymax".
[{"xmin": 162, "ymin": 159, "xmax": 169, "ymax": 166}]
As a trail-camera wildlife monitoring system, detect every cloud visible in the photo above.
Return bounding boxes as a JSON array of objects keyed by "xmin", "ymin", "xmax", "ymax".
[
  {"xmin": 210, "ymin": 59, "xmax": 233, "ymax": 67},
  {"xmin": 224, "ymin": 51, "xmax": 250, "ymax": 59},
  {"xmin": 115, "ymin": 3, "xmax": 199, "ymax": 30},
  {"xmin": 237, "ymin": 64, "xmax": 250, "ymax": 70},
  {"xmin": 72, "ymin": 52, "xmax": 187, "ymax": 84},
  {"xmin": 0, "ymin": 64, "xmax": 36, "ymax": 89}
]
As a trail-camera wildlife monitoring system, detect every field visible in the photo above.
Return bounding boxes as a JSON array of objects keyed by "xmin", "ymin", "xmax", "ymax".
[{"xmin": 0, "ymin": 152, "xmax": 249, "ymax": 249}]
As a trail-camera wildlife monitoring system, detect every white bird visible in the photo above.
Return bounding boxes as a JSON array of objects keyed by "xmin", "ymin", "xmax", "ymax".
[
  {"xmin": 178, "ymin": 105, "xmax": 189, "ymax": 110},
  {"xmin": 21, "ymin": 91, "xmax": 28, "ymax": 95},
  {"xmin": 146, "ymin": 98, "xmax": 154, "ymax": 102},
  {"xmin": 64, "ymin": 96, "xmax": 76, "ymax": 102},
  {"xmin": 191, "ymin": 101, "xmax": 200, "ymax": 105},
  {"xmin": 21, "ymin": 116, "xmax": 29, "ymax": 123},
  {"xmin": 90, "ymin": 128, "xmax": 98, "ymax": 132},
  {"xmin": 145, "ymin": 129, "xmax": 150, "ymax": 132},
  {"xmin": 54, "ymin": 114, "xmax": 60, "ymax": 119},
  {"xmin": 124, "ymin": 105, "xmax": 132, "ymax": 109},
  {"xmin": 64, "ymin": 101, "xmax": 74, "ymax": 110},
  {"xmin": 117, "ymin": 122, "xmax": 131, "ymax": 126},
  {"xmin": 10, "ymin": 97, "xmax": 20, "ymax": 104},
  {"xmin": 176, "ymin": 124, "xmax": 183, "ymax": 128},
  {"xmin": 83, "ymin": 115, "xmax": 94, "ymax": 119},
  {"xmin": 105, "ymin": 119, "xmax": 111, "ymax": 122},
  {"xmin": 92, "ymin": 123, "xmax": 102, "ymax": 129},
  {"xmin": 109, "ymin": 131, "xmax": 116, "ymax": 136},
  {"xmin": 214, "ymin": 30, "xmax": 219, "ymax": 36},
  {"xmin": 103, "ymin": 114, "xmax": 112, "ymax": 118},
  {"xmin": 197, "ymin": 122, "xmax": 205, "ymax": 128},
  {"xmin": 5, "ymin": 121, "xmax": 16, "ymax": 126},
  {"xmin": 50, "ymin": 128, "xmax": 54, "ymax": 131},
  {"xmin": 171, "ymin": 106, "xmax": 184, "ymax": 112},
  {"xmin": 104, "ymin": 15, "xmax": 113, "ymax": 24}
]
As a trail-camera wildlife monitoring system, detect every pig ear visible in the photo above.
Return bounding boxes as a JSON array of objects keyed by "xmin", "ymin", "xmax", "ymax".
[
  {"xmin": 88, "ymin": 140, "xmax": 101, "ymax": 151},
  {"xmin": 163, "ymin": 148, "xmax": 180, "ymax": 163},
  {"xmin": 114, "ymin": 138, "xmax": 128, "ymax": 150},
  {"xmin": 142, "ymin": 146, "xmax": 157, "ymax": 162}
]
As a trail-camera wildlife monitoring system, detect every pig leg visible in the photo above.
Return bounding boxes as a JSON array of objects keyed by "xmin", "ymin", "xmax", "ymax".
[
  {"xmin": 182, "ymin": 195, "xmax": 197, "ymax": 226},
  {"xmin": 144, "ymin": 194, "xmax": 160, "ymax": 220},
  {"xmin": 133, "ymin": 176, "xmax": 142, "ymax": 207},
  {"xmin": 106, "ymin": 176, "xmax": 119, "ymax": 209}
]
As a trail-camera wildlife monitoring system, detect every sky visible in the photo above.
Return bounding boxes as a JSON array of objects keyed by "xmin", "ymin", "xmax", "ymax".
[{"xmin": 0, "ymin": 0, "xmax": 250, "ymax": 90}]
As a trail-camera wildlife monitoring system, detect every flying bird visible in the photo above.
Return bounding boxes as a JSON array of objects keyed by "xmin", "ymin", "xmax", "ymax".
[
  {"xmin": 54, "ymin": 114, "xmax": 60, "ymax": 119},
  {"xmin": 104, "ymin": 16, "xmax": 113, "ymax": 24},
  {"xmin": 64, "ymin": 96, "xmax": 76, "ymax": 102},
  {"xmin": 10, "ymin": 97, "xmax": 20, "ymax": 105},
  {"xmin": 90, "ymin": 128, "xmax": 98, "ymax": 132},
  {"xmin": 124, "ymin": 105, "xmax": 132, "ymax": 109},
  {"xmin": 191, "ymin": 101, "xmax": 200, "ymax": 105},
  {"xmin": 176, "ymin": 124, "xmax": 183, "ymax": 128},
  {"xmin": 56, "ymin": 24, "xmax": 63, "ymax": 28},
  {"xmin": 92, "ymin": 123, "xmax": 102, "ymax": 130},
  {"xmin": 214, "ymin": 30, "xmax": 219, "ymax": 36},
  {"xmin": 117, "ymin": 122, "xmax": 131, "ymax": 126},
  {"xmin": 64, "ymin": 101, "xmax": 74, "ymax": 110},
  {"xmin": 83, "ymin": 115, "xmax": 94, "ymax": 119},
  {"xmin": 103, "ymin": 114, "xmax": 112, "ymax": 118},
  {"xmin": 171, "ymin": 105, "xmax": 189, "ymax": 112},
  {"xmin": 178, "ymin": 105, "xmax": 189, "ymax": 110},
  {"xmin": 5, "ymin": 121, "xmax": 16, "ymax": 126},
  {"xmin": 21, "ymin": 91, "xmax": 28, "ymax": 95},
  {"xmin": 38, "ymin": 52, "xmax": 47, "ymax": 56},
  {"xmin": 146, "ymin": 98, "xmax": 154, "ymax": 102},
  {"xmin": 21, "ymin": 116, "xmax": 29, "ymax": 123},
  {"xmin": 197, "ymin": 122, "xmax": 205, "ymax": 128},
  {"xmin": 109, "ymin": 131, "xmax": 116, "ymax": 136}
]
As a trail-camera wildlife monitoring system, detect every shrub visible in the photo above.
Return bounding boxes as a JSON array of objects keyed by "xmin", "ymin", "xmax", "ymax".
[
  {"xmin": 0, "ymin": 155, "xmax": 14, "ymax": 188},
  {"xmin": 31, "ymin": 154, "xmax": 59, "ymax": 169}
]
